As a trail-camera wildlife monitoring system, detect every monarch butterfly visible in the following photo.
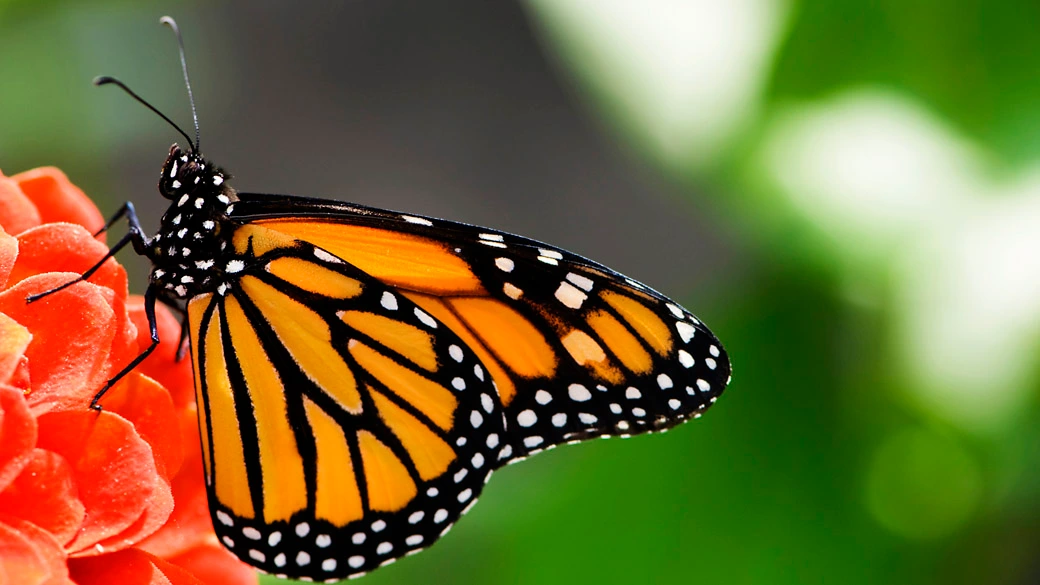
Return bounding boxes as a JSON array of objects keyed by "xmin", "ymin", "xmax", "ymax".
[{"xmin": 33, "ymin": 18, "xmax": 731, "ymax": 582}]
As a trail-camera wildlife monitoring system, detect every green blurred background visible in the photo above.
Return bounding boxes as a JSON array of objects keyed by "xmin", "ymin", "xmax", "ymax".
[{"xmin": 3, "ymin": 1, "xmax": 1040, "ymax": 583}]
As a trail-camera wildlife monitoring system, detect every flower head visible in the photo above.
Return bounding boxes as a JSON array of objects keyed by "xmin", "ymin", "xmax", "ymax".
[{"xmin": 0, "ymin": 167, "xmax": 255, "ymax": 585}]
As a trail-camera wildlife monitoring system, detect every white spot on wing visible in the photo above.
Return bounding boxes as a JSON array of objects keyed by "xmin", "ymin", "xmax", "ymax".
[
  {"xmin": 565, "ymin": 272, "xmax": 594, "ymax": 292},
  {"xmin": 495, "ymin": 257, "xmax": 514, "ymax": 272},
  {"xmin": 380, "ymin": 291, "xmax": 398, "ymax": 310},
  {"xmin": 414, "ymin": 307, "xmax": 437, "ymax": 327},
  {"xmin": 676, "ymin": 321, "xmax": 696, "ymax": 343},
  {"xmin": 313, "ymin": 248, "xmax": 342, "ymax": 264},
  {"xmin": 555, "ymin": 281, "xmax": 587, "ymax": 309},
  {"xmin": 401, "ymin": 215, "xmax": 433, "ymax": 226}
]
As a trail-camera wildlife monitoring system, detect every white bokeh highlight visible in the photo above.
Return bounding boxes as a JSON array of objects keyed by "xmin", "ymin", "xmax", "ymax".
[
  {"xmin": 527, "ymin": 0, "xmax": 786, "ymax": 166},
  {"xmin": 761, "ymin": 89, "xmax": 1040, "ymax": 431}
]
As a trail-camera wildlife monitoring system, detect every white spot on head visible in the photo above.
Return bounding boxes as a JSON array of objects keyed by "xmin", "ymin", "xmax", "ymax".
[
  {"xmin": 657, "ymin": 374, "xmax": 673, "ymax": 389},
  {"xmin": 296, "ymin": 551, "xmax": 311, "ymax": 566},
  {"xmin": 495, "ymin": 257, "xmax": 514, "ymax": 272},
  {"xmin": 414, "ymin": 307, "xmax": 438, "ymax": 328},
  {"xmin": 380, "ymin": 291, "xmax": 398, "ymax": 311},
  {"xmin": 226, "ymin": 259, "xmax": 245, "ymax": 273},
  {"xmin": 565, "ymin": 272, "xmax": 594, "ymax": 292},
  {"xmin": 577, "ymin": 412, "xmax": 599, "ymax": 424},
  {"xmin": 503, "ymin": 282, "xmax": 523, "ymax": 299},
  {"xmin": 517, "ymin": 410, "xmax": 537, "ymax": 427},
  {"xmin": 551, "ymin": 413, "xmax": 567, "ymax": 427},
  {"xmin": 402, "ymin": 215, "xmax": 433, "ymax": 226},
  {"xmin": 555, "ymin": 281, "xmax": 587, "ymax": 309},
  {"xmin": 626, "ymin": 387, "xmax": 641, "ymax": 400},
  {"xmin": 177, "ymin": 194, "xmax": 188, "ymax": 206},
  {"xmin": 170, "ymin": 161, "xmax": 178, "ymax": 177},
  {"xmin": 678, "ymin": 349, "xmax": 695, "ymax": 368},
  {"xmin": 676, "ymin": 321, "xmax": 696, "ymax": 343},
  {"xmin": 535, "ymin": 389, "xmax": 552, "ymax": 405},
  {"xmin": 568, "ymin": 384, "xmax": 592, "ymax": 402},
  {"xmin": 696, "ymin": 379, "xmax": 711, "ymax": 392},
  {"xmin": 171, "ymin": 180, "xmax": 182, "ymax": 189}
]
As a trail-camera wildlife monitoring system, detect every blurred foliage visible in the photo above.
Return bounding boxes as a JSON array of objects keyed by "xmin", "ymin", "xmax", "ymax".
[{"xmin": 3, "ymin": 1, "xmax": 1040, "ymax": 584}]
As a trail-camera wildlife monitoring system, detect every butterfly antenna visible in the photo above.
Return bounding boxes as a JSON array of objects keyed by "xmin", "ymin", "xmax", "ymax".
[
  {"xmin": 93, "ymin": 76, "xmax": 196, "ymax": 150},
  {"xmin": 160, "ymin": 16, "xmax": 201, "ymax": 153}
]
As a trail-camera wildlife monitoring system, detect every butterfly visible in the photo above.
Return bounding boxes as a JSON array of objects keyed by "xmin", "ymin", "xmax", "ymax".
[{"xmin": 34, "ymin": 17, "xmax": 731, "ymax": 582}]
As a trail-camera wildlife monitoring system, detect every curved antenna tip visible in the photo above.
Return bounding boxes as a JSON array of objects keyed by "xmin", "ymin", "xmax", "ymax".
[
  {"xmin": 159, "ymin": 16, "xmax": 177, "ymax": 28},
  {"xmin": 92, "ymin": 75, "xmax": 114, "ymax": 86}
]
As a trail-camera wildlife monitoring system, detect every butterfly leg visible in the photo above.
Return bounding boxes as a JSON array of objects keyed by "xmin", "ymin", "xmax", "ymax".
[
  {"xmin": 25, "ymin": 202, "xmax": 152, "ymax": 302},
  {"xmin": 88, "ymin": 284, "xmax": 160, "ymax": 411}
]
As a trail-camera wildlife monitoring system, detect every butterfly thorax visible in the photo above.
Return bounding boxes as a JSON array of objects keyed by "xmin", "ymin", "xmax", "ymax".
[{"xmin": 148, "ymin": 144, "xmax": 238, "ymax": 299}]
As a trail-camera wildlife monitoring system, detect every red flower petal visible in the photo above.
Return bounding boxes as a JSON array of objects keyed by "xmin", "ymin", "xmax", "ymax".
[
  {"xmin": 0, "ymin": 313, "xmax": 32, "ymax": 387},
  {"xmin": 139, "ymin": 408, "xmax": 211, "ymax": 558},
  {"xmin": 166, "ymin": 543, "xmax": 257, "ymax": 585},
  {"xmin": 128, "ymin": 298, "xmax": 195, "ymax": 409},
  {"xmin": 7, "ymin": 224, "xmax": 126, "ymax": 293},
  {"xmin": 69, "ymin": 548, "xmax": 205, "ymax": 585},
  {"xmin": 11, "ymin": 168, "xmax": 104, "ymax": 240},
  {"xmin": 0, "ymin": 448, "xmax": 85, "ymax": 546},
  {"xmin": 0, "ymin": 275, "xmax": 117, "ymax": 413},
  {"xmin": 0, "ymin": 385, "xmax": 37, "ymax": 493},
  {"xmin": 0, "ymin": 227, "xmax": 18, "ymax": 289},
  {"xmin": 35, "ymin": 410, "xmax": 167, "ymax": 555},
  {"xmin": 0, "ymin": 515, "xmax": 74, "ymax": 585},
  {"xmin": 0, "ymin": 174, "xmax": 42, "ymax": 237},
  {"xmin": 101, "ymin": 374, "xmax": 183, "ymax": 481}
]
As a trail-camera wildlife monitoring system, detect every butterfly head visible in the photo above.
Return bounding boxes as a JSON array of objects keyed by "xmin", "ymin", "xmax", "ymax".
[{"xmin": 159, "ymin": 144, "xmax": 231, "ymax": 201}]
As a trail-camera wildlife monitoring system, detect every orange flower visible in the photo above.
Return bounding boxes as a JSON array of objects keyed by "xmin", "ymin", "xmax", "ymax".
[{"xmin": 0, "ymin": 168, "xmax": 256, "ymax": 585}]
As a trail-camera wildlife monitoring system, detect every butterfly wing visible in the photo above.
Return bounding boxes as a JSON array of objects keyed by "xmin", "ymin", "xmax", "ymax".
[
  {"xmin": 231, "ymin": 194, "xmax": 731, "ymax": 459},
  {"xmin": 188, "ymin": 222, "xmax": 506, "ymax": 580}
]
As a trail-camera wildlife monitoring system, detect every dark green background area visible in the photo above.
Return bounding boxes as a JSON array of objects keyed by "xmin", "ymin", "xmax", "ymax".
[{"xmin": 3, "ymin": 1, "xmax": 1038, "ymax": 584}]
